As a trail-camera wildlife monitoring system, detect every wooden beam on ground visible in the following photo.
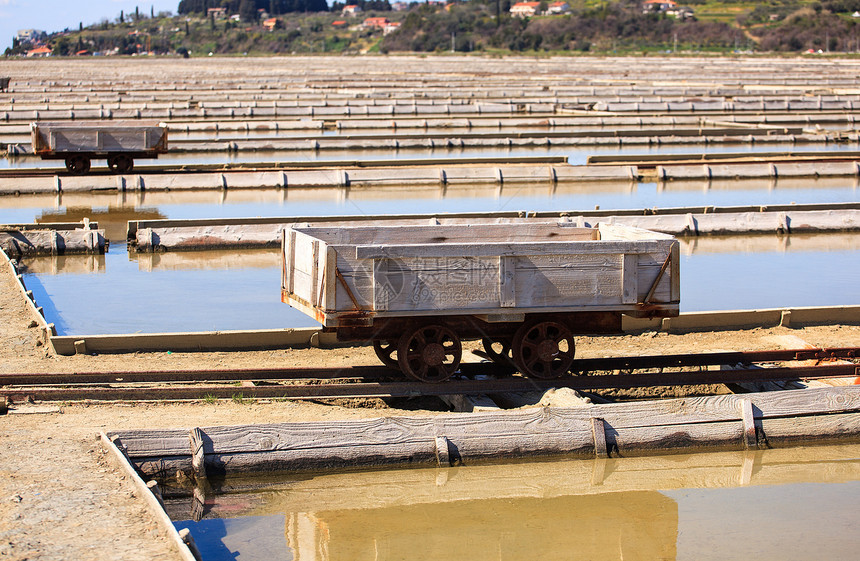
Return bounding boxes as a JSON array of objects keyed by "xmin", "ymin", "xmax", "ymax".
[{"xmin": 108, "ymin": 386, "xmax": 860, "ymax": 477}]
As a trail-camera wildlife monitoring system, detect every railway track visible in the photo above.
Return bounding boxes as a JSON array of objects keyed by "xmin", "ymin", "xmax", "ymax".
[{"xmin": 1, "ymin": 347, "xmax": 857, "ymax": 405}]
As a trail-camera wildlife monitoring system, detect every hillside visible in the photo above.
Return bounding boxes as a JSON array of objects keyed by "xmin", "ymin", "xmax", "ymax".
[{"xmin": 6, "ymin": 0, "xmax": 860, "ymax": 57}]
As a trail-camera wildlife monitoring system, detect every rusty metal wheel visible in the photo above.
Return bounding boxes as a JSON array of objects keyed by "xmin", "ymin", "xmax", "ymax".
[
  {"xmin": 65, "ymin": 155, "xmax": 90, "ymax": 175},
  {"xmin": 372, "ymin": 339, "xmax": 399, "ymax": 370},
  {"xmin": 107, "ymin": 154, "xmax": 134, "ymax": 174},
  {"xmin": 397, "ymin": 324, "xmax": 462, "ymax": 383},
  {"xmin": 481, "ymin": 337, "xmax": 515, "ymax": 368},
  {"xmin": 512, "ymin": 320, "xmax": 575, "ymax": 379}
]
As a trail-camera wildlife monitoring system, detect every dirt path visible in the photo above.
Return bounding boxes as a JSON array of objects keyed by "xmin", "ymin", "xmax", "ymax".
[{"xmin": 1, "ymin": 259, "xmax": 859, "ymax": 560}]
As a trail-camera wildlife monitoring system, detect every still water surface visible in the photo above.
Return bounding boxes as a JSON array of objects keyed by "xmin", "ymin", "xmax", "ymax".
[
  {"xmin": 2, "ymin": 141, "xmax": 859, "ymax": 168},
  {"xmin": 2, "ymin": 176, "xmax": 857, "ymax": 335},
  {"xmin": 169, "ymin": 444, "xmax": 860, "ymax": 561},
  {"xmin": 17, "ymin": 233, "xmax": 860, "ymax": 336}
]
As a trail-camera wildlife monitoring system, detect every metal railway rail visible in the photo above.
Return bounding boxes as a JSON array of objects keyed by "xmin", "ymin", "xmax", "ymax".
[{"xmin": 2, "ymin": 347, "xmax": 857, "ymax": 404}]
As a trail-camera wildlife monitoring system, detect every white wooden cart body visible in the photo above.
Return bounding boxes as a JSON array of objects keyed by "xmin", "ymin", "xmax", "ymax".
[
  {"xmin": 31, "ymin": 121, "xmax": 167, "ymax": 173},
  {"xmin": 282, "ymin": 222, "xmax": 679, "ymax": 380},
  {"xmin": 282, "ymin": 222, "xmax": 679, "ymax": 328}
]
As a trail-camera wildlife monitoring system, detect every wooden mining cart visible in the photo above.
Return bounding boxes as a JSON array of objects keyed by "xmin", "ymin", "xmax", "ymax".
[
  {"xmin": 30, "ymin": 121, "xmax": 168, "ymax": 174},
  {"xmin": 282, "ymin": 222, "xmax": 680, "ymax": 382}
]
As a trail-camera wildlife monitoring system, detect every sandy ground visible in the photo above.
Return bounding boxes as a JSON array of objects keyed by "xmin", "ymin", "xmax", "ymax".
[{"xmin": 1, "ymin": 261, "xmax": 859, "ymax": 560}]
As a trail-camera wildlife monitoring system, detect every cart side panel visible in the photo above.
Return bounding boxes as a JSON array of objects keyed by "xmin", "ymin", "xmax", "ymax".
[
  {"xmin": 30, "ymin": 125, "xmax": 48, "ymax": 153},
  {"xmin": 635, "ymin": 245, "xmax": 677, "ymax": 304},
  {"xmin": 283, "ymin": 224, "xmax": 681, "ymax": 324},
  {"xmin": 30, "ymin": 122, "xmax": 167, "ymax": 155},
  {"xmin": 331, "ymin": 242, "xmax": 679, "ymax": 315},
  {"xmin": 373, "ymin": 256, "xmax": 502, "ymax": 312},
  {"xmin": 333, "ymin": 251, "xmax": 375, "ymax": 312},
  {"xmin": 514, "ymin": 253, "xmax": 624, "ymax": 308},
  {"xmin": 287, "ymin": 230, "xmax": 322, "ymax": 308}
]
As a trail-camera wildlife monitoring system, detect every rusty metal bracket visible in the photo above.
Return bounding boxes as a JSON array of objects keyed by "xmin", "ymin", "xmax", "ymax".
[
  {"xmin": 643, "ymin": 252, "xmax": 672, "ymax": 305},
  {"xmin": 335, "ymin": 267, "xmax": 364, "ymax": 312}
]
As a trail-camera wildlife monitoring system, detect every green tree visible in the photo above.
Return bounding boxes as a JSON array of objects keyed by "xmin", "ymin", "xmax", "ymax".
[
  {"xmin": 240, "ymin": 0, "xmax": 258, "ymax": 22},
  {"xmin": 52, "ymin": 36, "xmax": 72, "ymax": 56}
]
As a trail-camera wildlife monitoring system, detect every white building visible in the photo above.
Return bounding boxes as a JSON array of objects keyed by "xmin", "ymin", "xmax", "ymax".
[
  {"xmin": 510, "ymin": 2, "xmax": 541, "ymax": 18},
  {"xmin": 546, "ymin": 2, "xmax": 570, "ymax": 15},
  {"xmin": 16, "ymin": 29, "xmax": 45, "ymax": 45}
]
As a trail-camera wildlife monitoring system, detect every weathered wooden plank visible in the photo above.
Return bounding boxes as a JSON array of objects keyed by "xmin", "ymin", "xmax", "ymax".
[
  {"xmin": 130, "ymin": 411, "xmax": 860, "ymax": 477},
  {"xmin": 295, "ymin": 224, "xmax": 598, "ymax": 246},
  {"xmin": 290, "ymin": 269, "xmax": 313, "ymax": 302},
  {"xmin": 514, "ymin": 253, "xmax": 623, "ymax": 272},
  {"xmin": 435, "ymin": 436, "xmax": 451, "ymax": 466},
  {"xmin": 372, "ymin": 258, "xmax": 389, "ymax": 312},
  {"xmin": 638, "ymin": 258, "xmax": 673, "ymax": 303},
  {"xmin": 385, "ymin": 256, "xmax": 502, "ymax": 311},
  {"xmin": 310, "ymin": 240, "xmax": 320, "ymax": 308},
  {"xmin": 670, "ymin": 242, "xmax": 681, "ymax": 302},
  {"xmin": 760, "ymin": 412, "xmax": 860, "ymax": 444},
  {"xmin": 110, "ymin": 387, "xmax": 860, "ymax": 458},
  {"xmin": 324, "ymin": 246, "xmax": 336, "ymax": 311},
  {"xmin": 291, "ymin": 230, "xmax": 318, "ymax": 274},
  {"xmin": 335, "ymin": 272, "xmax": 374, "ymax": 311},
  {"xmin": 282, "ymin": 230, "xmax": 292, "ymax": 293},
  {"xmin": 355, "ymin": 240, "xmax": 672, "ymax": 260},
  {"xmin": 499, "ymin": 256, "xmax": 516, "ymax": 308},
  {"xmin": 189, "ymin": 427, "xmax": 207, "ymax": 480},
  {"xmin": 622, "ymin": 254, "xmax": 638, "ymax": 304},
  {"xmin": 740, "ymin": 399, "xmax": 757, "ymax": 449},
  {"xmin": 514, "ymin": 255, "xmax": 623, "ymax": 308},
  {"xmin": 592, "ymin": 418, "xmax": 608, "ymax": 458},
  {"xmin": 608, "ymin": 419, "xmax": 744, "ymax": 453},
  {"xmin": 598, "ymin": 222, "xmax": 675, "ymax": 241}
]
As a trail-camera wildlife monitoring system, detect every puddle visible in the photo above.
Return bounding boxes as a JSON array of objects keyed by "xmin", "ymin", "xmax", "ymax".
[
  {"xmin": 166, "ymin": 444, "xmax": 860, "ymax": 561},
  {"xmin": 0, "ymin": 178, "xmax": 856, "ymax": 239},
  {"xmin": 15, "ymin": 231, "xmax": 860, "ymax": 335},
  {"xmin": 2, "ymin": 174, "xmax": 858, "ymax": 335}
]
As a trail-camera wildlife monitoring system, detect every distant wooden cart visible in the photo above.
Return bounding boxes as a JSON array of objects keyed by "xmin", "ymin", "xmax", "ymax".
[
  {"xmin": 282, "ymin": 222, "xmax": 680, "ymax": 382},
  {"xmin": 30, "ymin": 121, "xmax": 168, "ymax": 174}
]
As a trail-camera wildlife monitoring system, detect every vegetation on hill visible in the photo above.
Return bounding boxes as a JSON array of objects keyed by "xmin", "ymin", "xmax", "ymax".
[
  {"xmin": 5, "ymin": 0, "xmax": 860, "ymax": 57},
  {"xmin": 380, "ymin": 1, "xmax": 747, "ymax": 54},
  {"xmin": 177, "ymin": 0, "xmax": 330, "ymax": 16}
]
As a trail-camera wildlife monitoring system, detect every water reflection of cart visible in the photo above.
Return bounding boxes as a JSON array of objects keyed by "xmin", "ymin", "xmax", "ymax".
[
  {"xmin": 281, "ymin": 222, "xmax": 679, "ymax": 381},
  {"xmin": 168, "ymin": 446, "xmax": 860, "ymax": 561},
  {"xmin": 298, "ymin": 491, "xmax": 677, "ymax": 561}
]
